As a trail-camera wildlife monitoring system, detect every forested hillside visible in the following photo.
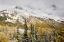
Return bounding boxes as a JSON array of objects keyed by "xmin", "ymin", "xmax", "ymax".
[{"xmin": 0, "ymin": 7, "xmax": 64, "ymax": 42}]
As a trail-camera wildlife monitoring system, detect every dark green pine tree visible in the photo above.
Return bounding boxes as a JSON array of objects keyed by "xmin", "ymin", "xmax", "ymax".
[
  {"xmin": 22, "ymin": 18, "xmax": 28, "ymax": 42},
  {"xmin": 30, "ymin": 23, "xmax": 34, "ymax": 42},
  {"xmin": 15, "ymin": 19, "xmax": 20, "ymax": 42},
  {"xmin": 35, "ymin": 28, "xmax": 40, "ymax": 42},
  {"xmin": 30, "ymin": 23, "xmax": 39, "ymax": 42},
  {"xmin": 16, "ymin": 26, "xmax": 21, "ymax": 42}
]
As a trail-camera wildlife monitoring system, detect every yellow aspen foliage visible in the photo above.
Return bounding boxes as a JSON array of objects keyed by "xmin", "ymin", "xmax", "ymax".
[
  {"xmin": 34, "ymin": 20, "xmax": 43, "ymax": 28},
  {"xmin": 0, "ymin": 25, "xmax": 2, "ymax": 28},
  {"xmin": 38, "ymin": 28, "xmax": 54, "ymax": 35},
  {"xmin": 18, "ymin": 34, "xmax": 23, "ymax": 39},
  {"xmin": 0, "ymin": 32, "xmax": 10, "ymax": 42},
  {"xmin": 56, "ymin": 29, "xmax": 64, "ymax": 42},
  {"xmin": 27, "ymin": 32, "xmax": 31, "ymax": 38},
  {"xmin": 38, "ymin": 27, "xmax": 45, "ymax": 35}
]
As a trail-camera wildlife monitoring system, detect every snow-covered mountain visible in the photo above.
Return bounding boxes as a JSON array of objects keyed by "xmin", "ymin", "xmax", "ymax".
[
  {"xmin": 0, "ymin": 6, "xmax": 64, "ymax": 42},
  {"xmin": 0, "ymin": 6, "xmax": 64, "ymax": 24},
  {"xmin": 0, "ymin": 6, "xmax": 34, "ymax": 24}
]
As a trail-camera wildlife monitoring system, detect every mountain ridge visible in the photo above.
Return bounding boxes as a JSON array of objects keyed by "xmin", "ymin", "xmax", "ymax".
[{"xmin": 0, "ymin": 6, "xmax": 64, "ymax": 29}]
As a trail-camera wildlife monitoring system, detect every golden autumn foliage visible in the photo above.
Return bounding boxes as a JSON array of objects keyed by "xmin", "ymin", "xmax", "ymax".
[
  {"xmin": 0, "ymin": 32, "xmax": 10, "ymax": 42},
  {"xmin": 0, "ymin": 11, "xmax": 64, "ymax": 42},
  {"xmin": 38, "ymin": 27, "xmax": 54, "ymax": 35},
  {"xmin": 56, "ymin": 28, "xmax": 64, "ymax": 42}
]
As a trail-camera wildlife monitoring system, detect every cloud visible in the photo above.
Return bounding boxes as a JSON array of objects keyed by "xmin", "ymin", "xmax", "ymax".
[
  {"xmin": 0, "ymin": 0, "xmax": 32, "ymax": 6},
  {"xmin": 51, "ymin": 5, "xmax": 57, "ymax": 10},
  {"xmin": 0, "ymin": 4, "xmax": 15, "ymax": 10},
  {"xmin": 29, "ymin": 0, "xmax": 64, "ymax": 17},
  {"xmin": 0, "ymin": 0, "xmax": 64, "ymax": 18},
  {"xmin": 31, "ymin": 0, "xmax": 64, "ymax": 17}
]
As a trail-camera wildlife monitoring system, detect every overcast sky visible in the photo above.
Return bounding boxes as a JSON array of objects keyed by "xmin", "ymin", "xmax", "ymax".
[{"xmin": 0, "ymin": 0, "xmax": 64, "ymax": 19}]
